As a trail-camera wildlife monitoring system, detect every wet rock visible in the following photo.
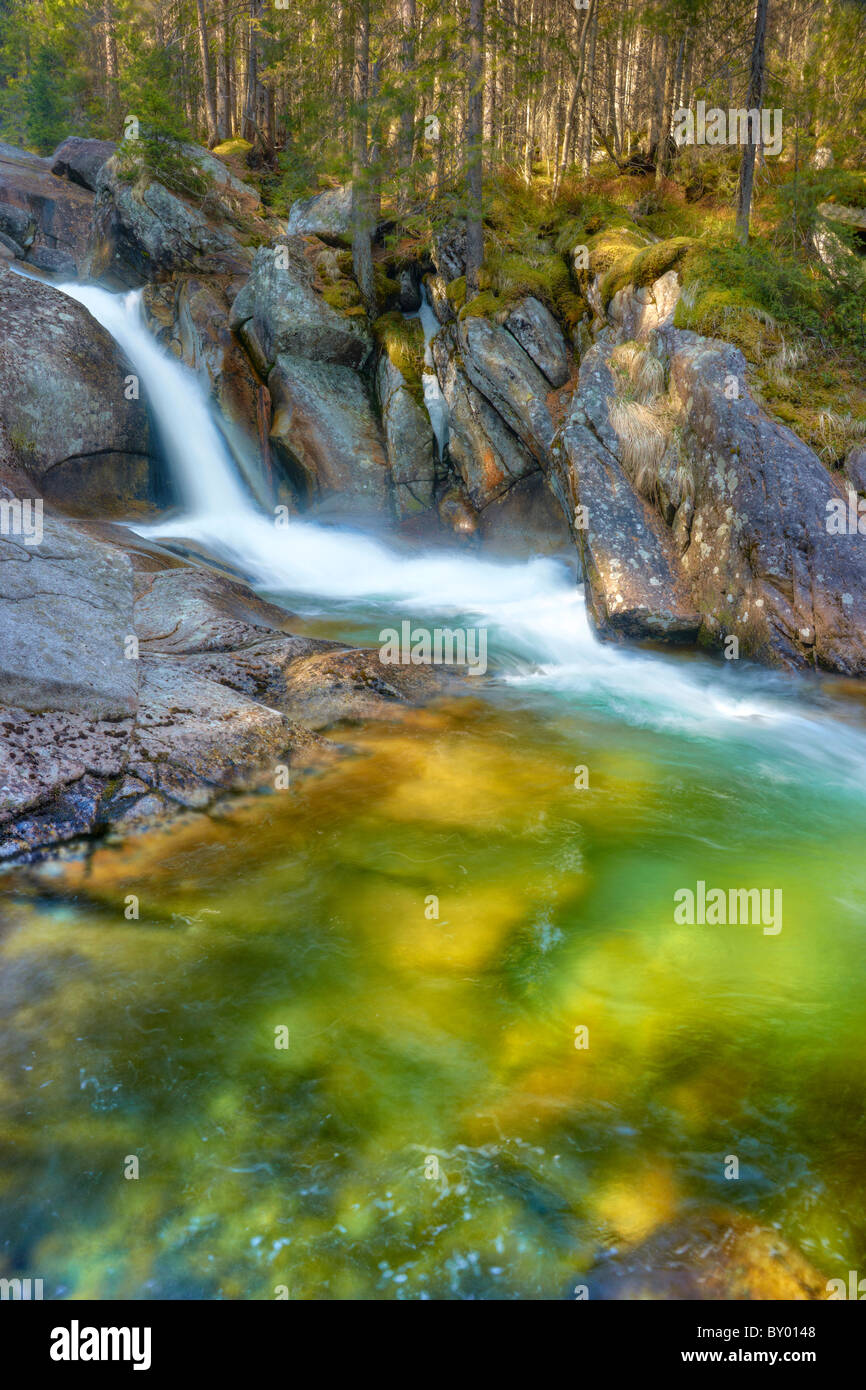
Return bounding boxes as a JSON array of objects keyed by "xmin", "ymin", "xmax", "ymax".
[
  {"xmin": 0, "ymin": 263, "xmax": 160, "ymax": 514},
  {"xmin": 504, "ymin": 296, "xmax": 570, "ymax": 388},
  {"xmin": 457, "ymin": 315, "xmax": 555, "ymax": 466},
  {"xmin": 142, "ymin": 275, "xmax": 268, "ymax": 502},
  {"xmin": 267, "ymin": 352, "xmax": 391, "ymax": 519},
  {"xmin": 377, "ymin": 352, "xmax": 436, "ymax": 517},
  {"xmin": 0, "ymin": 140, "xmax": 93, "ymax": 276},
  {"xmin": 279, "ymin": 646, "xmax": 452, "ymax": 728},
  {"xmin": 433, "ymin": 325, "xmax": 539, "ymax": 511},
  {"xmin": 476, "ymin": 470, "xmax": 574, "ymax": 561},
  {"xmin": 286, "ymin": 183, "xmax": 353, "ymax": 243},
  {"xmin": 127, "ymin": 658, "xmax": 302, "ymax": 809},
  {"xmin": 656, "ymin": 325, "xmax": 866, "ymax": 674},
  {"xmin": 50, "ymin": 136, "xmax": 116, "ymax": 192},
  {"xmin": 230, "ymin": 240, "xmax": 372, "ymax": 374},
  {"xmin": 585, "ymin": 1208, "xmax": 827, "ymax": 1301},
  {"xmin": 548, "ymin": 341, "xmax": 701, "ymax": 641},
  {"xmin": 397, "ymin": 267, "xmax": 422, "ymax": 313}
]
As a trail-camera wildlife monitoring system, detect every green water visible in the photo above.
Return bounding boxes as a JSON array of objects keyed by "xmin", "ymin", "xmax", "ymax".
[{"xmin": 2, "ymin": 635, "xmax": 866, "ymax": 1299}]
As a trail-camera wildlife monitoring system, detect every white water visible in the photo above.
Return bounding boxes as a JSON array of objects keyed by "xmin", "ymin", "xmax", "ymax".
[
  {"xmin": 408, "ymin": 286, "xmax": 450, "ymax": 459},
  {"xmin": 54, "ymin": 280, "xmax": 866, "ymax": 790}
]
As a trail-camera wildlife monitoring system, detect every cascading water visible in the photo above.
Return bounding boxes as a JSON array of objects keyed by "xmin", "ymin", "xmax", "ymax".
[
  {"xmin": 408, "ymin": 285, "xmax": 450, "ymax": 460},
  {"xmin": 54, "ymin": 279, "xmax": 866, "ymax": 792}
]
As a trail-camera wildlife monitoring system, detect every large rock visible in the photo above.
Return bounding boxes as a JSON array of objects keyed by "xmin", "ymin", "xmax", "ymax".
[
  {"xmin": 0, "ymin": 264, "xmax": 160, "ymax": 514},
  {"xmin": 504, "ymin": 296, "xmax": 570, "ymax": 388},
  {"xmin": 0, "ymin": 140, "xmax": 93, "ymax": 275},
  {"xmin": 547, "ymin": 341, "xmax": 701, "ymax": 641},
  {"xmin": 457, "ymin": 315, "xmax": 555, "ymax": 466},
  {"xmin": 433, "ymin": 325, "xmax": 539, "ymax": 511},
  {"xmin": 0, "ymin": 520, "xmax": 452, "ymax": 861},
  {"xmin": 267, "ymin": 353, "xmax": 391, "ymax": 518},
  {"xmin": 657, "ymin": 325, "xmax": 866, "ymax": 674},
  {"xmin": 50, "ymin": 136, "xmax": 116, "ymax": 192},
  {"xmin": 377, "ymin": 353, "xmax": 436, "ymax": 517},
  {"xmin": 606, "ymin": 269, "xmax": 681, "ymax": 342},
  {"xmin": 431, "ymin": 222, "xmax": 467, "ymax": 282},
  {"xmin": 0, "ymin": 503, "xmax": 137, "ymax": 719},
  {"xmin": 286, "ymin": 183, "xmax": 352, "ymax": 242},
  {"xmin": 230, "ymin": 240, "xmax": 373, "ymax": 374},
  {"xmin": 91, "ymin": 153, "xmax": 253, "ymax": 286}
]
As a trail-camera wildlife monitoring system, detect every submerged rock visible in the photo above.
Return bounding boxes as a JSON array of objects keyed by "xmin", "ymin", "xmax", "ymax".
[{"xmin": 585, "ymin": 1208, "xmax": 828, "ymax": 1300}]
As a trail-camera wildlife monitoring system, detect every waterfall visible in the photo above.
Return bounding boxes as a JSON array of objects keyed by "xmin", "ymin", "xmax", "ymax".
[
  {"xmin": 48, "ymin": 279, "xmax": 866, "ymax": 792},
  {"xmin": 408, "ymin": 285, "xmax": 450, "ymax": 460},
  {"xmin": 58, "ymin": 283, "xmax": 252, "ymax": 519}
]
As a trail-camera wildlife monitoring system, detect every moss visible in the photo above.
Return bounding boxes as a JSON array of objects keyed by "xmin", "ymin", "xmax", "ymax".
[
  {"xmin": 673, "ymin": 285, "xmax": 780, "ymax": 360},
  {"xmin": 373, "ymin": 265, "xmax": 401, "ymax": 304},
  {"xmin": 212, "ymin": 137, "xmax": 253, "ymax": 158},
  {"xmin": 446, "ymin": 276, "xmax": 467, "ymax": 310},
  {"xmin": 598, "ymin": 235, "xmax": 692, "ymax": 306},
  {"xmin": 372, "ymin": 311, "xmax": 425, "ymax": 402},
  {"xmin": 459, "ymin": 290, "xmax": 507, "ymax": 320},
  {"xmin": 321, "ymin": 278, "xmax": 365, "ymax": 315}
]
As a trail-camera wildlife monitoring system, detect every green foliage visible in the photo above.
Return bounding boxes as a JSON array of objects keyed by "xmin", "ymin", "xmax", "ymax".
[
  {"xmin": 23, "ymin": 42, "xmax": 82, "ymax": 153},
  {"xmin": 116, "ymin": 137, "xmax": 212, "ymax": 203}
]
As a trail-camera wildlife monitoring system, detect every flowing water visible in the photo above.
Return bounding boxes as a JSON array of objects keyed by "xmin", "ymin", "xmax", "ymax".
[{"xmin": 1, "ymin": 285, "xmax": 866, "ymax": 1299}]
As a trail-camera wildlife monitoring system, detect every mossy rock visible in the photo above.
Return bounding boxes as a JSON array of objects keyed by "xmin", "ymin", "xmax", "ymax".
[
  {"xmin": 459, "ymin": 289, "xmax": 508, "ymax": 321},
  {"xmin": 373, "ymin": 311, "xmax": 425, "ymax": 400},
  {"xmin": 598, "ymin": 235, "xmax": 693, "ymax": 307},
  {"xmin": 673, "ymin": 285, "xmax": 779, "ymax": 361},
  {"xmin": 446, "ymin": 276, "xmax": 467, "ymax": 310},
  {"xmin": 321, "ymin": 278, "xmax": 366, "ymax": 316}
]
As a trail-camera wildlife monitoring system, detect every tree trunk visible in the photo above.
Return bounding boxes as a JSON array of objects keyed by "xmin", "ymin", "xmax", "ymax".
[
  {"xmin": 465, "ymin": 0, "xmax": 485, "ymax": 300},
  {"xmin": 351, "ymin": 0, "xmax": 375, "ymax": 312},
  {"xmin": 103, "ymin": 0, "xmax": 119, "ymax": 123},
  {"xmin": 195, "ymin": 0, "xmax": 222, "ymax": 146},
  {"xmin": 216, "ymin": 5, "xmax": 231, "ymax": 139},
  {"xmin": 736, "ymin": 0, "xmax": 770, "ymax": 244},
  {"xmin": 399, "ymin": 0, "xmax": 417, "ymax": 208},
  {"xmin": 552, "ymin": 0, "xmax": 596, "ymax": 199}
]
